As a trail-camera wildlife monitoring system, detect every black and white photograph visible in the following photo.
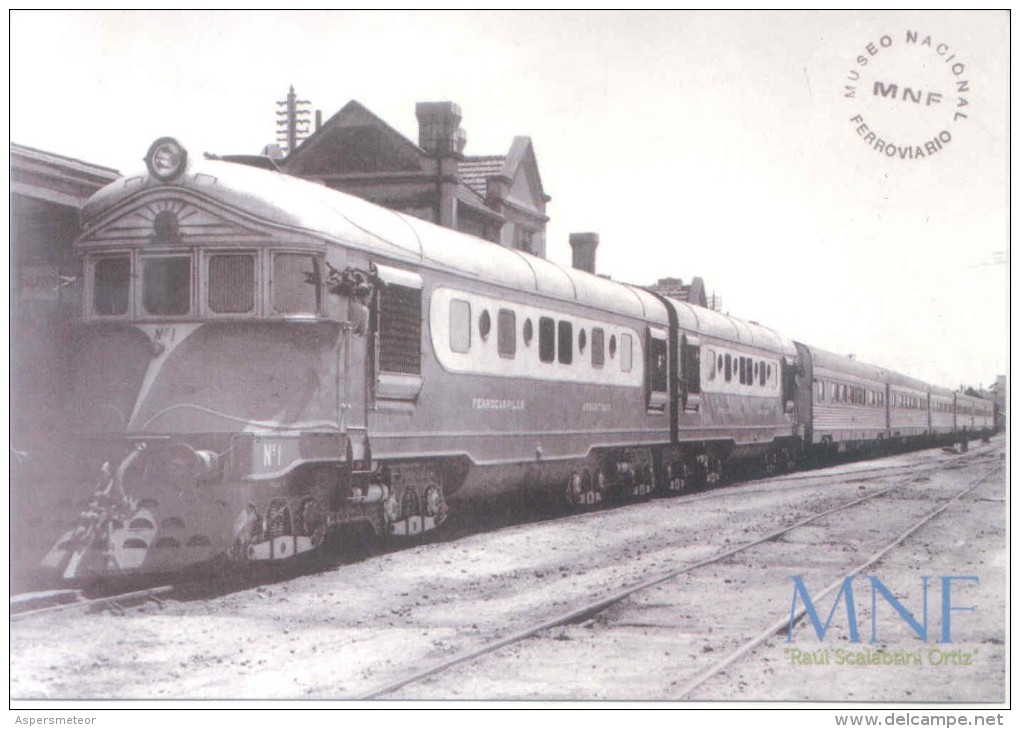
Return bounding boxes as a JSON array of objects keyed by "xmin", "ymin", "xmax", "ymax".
[{"xmin": 9, "ymin": 9, "xmax": 1009, "ymax": 719}]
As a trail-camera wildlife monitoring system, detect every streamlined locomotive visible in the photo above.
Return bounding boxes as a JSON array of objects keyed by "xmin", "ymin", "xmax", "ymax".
[{"xmin": 40, "ymin": 138, "xmax": 995, "ymax": 580}]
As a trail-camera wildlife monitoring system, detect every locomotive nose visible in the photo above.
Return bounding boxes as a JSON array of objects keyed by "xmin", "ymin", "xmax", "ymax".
[{"xmin": 42, "ymin": 442, "xmax": 226, "ymax": 580}]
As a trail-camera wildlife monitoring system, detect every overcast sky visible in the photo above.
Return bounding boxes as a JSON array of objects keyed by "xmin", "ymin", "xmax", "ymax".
[{"xmin": 10, "ymin": 10, "xmax": 1008, "ymax": 389}]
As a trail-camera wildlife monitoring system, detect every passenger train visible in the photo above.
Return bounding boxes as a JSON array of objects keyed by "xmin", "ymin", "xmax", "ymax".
[{"xmin": 41, "ymin": 137, "xmax": 996, "ymax": 580}]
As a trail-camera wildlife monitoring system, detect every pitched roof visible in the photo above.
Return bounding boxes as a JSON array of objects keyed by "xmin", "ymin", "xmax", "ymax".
[{"xmin": 282, "ymin": 100, "xmax": 427, "ymax": 175}]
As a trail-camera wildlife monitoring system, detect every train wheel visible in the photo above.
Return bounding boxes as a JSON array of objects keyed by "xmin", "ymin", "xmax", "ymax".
[{"xmin": 565, "ymin": 471, "xmax": 583, "ymax": 506}]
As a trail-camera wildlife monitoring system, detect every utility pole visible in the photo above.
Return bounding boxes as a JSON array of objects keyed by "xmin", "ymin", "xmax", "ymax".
[{"xmin": 276, "ymin": 85, "xmax": 311, "ymax": 156}]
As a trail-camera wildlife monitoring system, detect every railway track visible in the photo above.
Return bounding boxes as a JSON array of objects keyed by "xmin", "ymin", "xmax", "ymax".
[
  {"xmin": 9, "ymin": 448, "xmax": 994, "ymax": 622},
  {"xmin": 664, "ymin": 447, "xmax": 997, "ymax": 507},
  {"xmin": 10, "ymin": 585, "xmax": 175, "ymax": 622},
  {"xmin": 673, "ymin": 461, "xmax": 1003, "ymax": 699},
  {"xmin": 357, "ymin": 456, "xmax": 1002, "ymax": 699}
]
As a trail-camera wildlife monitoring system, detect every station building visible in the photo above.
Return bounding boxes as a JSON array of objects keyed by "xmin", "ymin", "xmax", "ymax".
[
  {"xmin": 282, "ymin": 100, "xmax": 551, "ymax": 257},
  {"xmin": 10, "ymin": 144, "xmax": 120, "ymax": 459}
]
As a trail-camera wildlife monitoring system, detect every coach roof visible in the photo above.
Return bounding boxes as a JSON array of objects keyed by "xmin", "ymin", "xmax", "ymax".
[{"xmin": 82, "ymin": 155, "xmax": 664, "ymax": 323}]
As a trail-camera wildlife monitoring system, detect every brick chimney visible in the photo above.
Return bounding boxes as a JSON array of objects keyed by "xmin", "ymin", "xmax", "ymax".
[
  {"xmin": 416, "ymin": 101, "xmax": 466, "ymax": 156},
  {"xmin": 569, "ymin": 233, "xmax": 599, "ymax": 274}
]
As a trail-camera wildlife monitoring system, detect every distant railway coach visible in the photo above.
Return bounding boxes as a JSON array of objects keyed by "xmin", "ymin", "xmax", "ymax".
[{"xmin": 39, "ymin": 137, "xmax": 997, "ymax": 581}]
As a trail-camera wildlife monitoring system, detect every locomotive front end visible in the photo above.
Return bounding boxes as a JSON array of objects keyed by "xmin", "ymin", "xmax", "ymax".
[{"xmin": 44, "ymin": 139, "xmax": 358, "ymax": 580}]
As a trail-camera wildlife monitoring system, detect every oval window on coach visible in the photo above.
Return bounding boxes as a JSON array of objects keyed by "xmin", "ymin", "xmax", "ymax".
[
  {"xmin": 142, "ymin": 255, "xmax": 192, "ymax": 316},
  {"xmin": 91, "ymin": 255, "xmax": 131, "ymax": 316},
  {"xmin": 207, "ymin": 253, "xmax": 256, "ymax": 315},
  {"xmin": 272, "ymin": 253, "xmax": 321, "ymax": 315}
]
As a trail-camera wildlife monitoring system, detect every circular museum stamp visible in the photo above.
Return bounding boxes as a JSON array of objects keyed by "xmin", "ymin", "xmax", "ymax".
[{"xmin": 842, "ymin": 30, "xmax": 971, "ymax": 160}]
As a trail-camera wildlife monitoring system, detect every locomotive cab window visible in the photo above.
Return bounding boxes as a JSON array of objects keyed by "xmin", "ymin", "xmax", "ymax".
[
  {"xmin": 92, "ymin": 255, "xmax": 131, "ymax": 316},
  {"xmin": 207, "ymin": 253, "xmax": 256, "ymax": 314},
  {"xmin": 272, "ymin": 253, "xmax": 321, "ymax": 315},
  {"xmin": 143, "ymin": 255, "xmax": 191, "ymax": 316},
  {"xmin": 620, "ymin": 333, "xmax": 633, "ymax": 373}
]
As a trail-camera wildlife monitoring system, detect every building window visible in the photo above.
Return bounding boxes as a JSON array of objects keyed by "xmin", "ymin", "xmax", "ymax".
[
  {"xmin": 558, "ymin": 320, "xmax": 573, "ymax": 365},
  {"xmin": 208, "ymin": 254, "xmax": 255, "ymax": 314},
  {"xmin": 516, "ymin": 227, "xmax": 535, "ymax": 254},
  {"xmin": 539, "ymin": 317, "xmax": 555, "ymax": 363},
  {"xmin": 93, "ymin": 255, "xmax": 131, "ymax": 316},
  {"xmin": 143, "ymin": 256, "xmax": 191, "ymax": 316},
  {"xmin": 497, "ymin": 309, "xmax": 516, "ymax": 358},
  {"xmin": 272, "ymin": 253, "xmax": 320, "ymax": 315},
  {"xmin": 450, "ymin": 299, "xmax": 471, "ymax": 353}
]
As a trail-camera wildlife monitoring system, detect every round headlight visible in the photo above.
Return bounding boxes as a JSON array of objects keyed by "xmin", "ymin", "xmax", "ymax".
[{"xmin": 144, "ymin": 137, "xmax": 188, "ymax": 181}]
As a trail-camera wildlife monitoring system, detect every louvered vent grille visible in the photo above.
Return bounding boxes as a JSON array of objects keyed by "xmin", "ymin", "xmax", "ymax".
[{"xmin": 379, "ymin": 285, "xmax": 422, "ymax": 374}]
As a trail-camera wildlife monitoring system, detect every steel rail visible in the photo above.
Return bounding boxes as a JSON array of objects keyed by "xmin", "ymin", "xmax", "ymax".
[
  {"xmin": 10, "ymin": 585, "xmax": 175, "ymax": 622},
  {"xmin": 357, "ymin": 458, "xmax": 997, "ymax": 699},
  {"xmin": 673, "ymin": 463, "xmax": 1003, "ymax": 699}
]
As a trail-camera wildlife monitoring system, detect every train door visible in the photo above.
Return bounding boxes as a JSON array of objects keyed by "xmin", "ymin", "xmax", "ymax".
[
  {"xmin": 646, "ymin": 327, "xmax": 669, "ymax": 414},
  {"xmin": 793, "ymin": 342, "xmax": 813, "ymax": 444},
  {"xmin": 780, "ymin": 357, "xmax": 797, "ymax": 416},
  {"xmin": 680, "ymin": 334, "xmax": 701, "ymax": 412},
  {"xmin": 333, "ymin": 266, "xmax": 373, "ymax": 468},
  {"xmin": 885, "ymin": 383, "xmax": 892, "ymax": 434}
]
